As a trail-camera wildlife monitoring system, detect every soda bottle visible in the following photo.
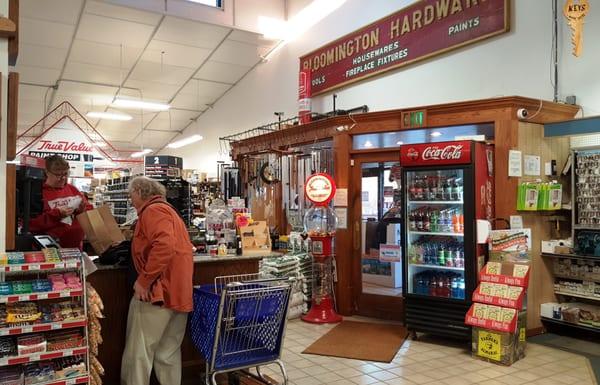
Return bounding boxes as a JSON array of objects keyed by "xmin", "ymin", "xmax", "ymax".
[
  {"xmin": 438, "ymin": 244, "xmax": 446, "ymax": 266},
  {"xmin": 458, "ymin": 278, "xmax": 465, "ymax": 299},
  {"xmin": 416, "ymin": 210, "xmax": 423, "ymax": 231},
  {"xmin": 409, "ymin": 210, "xmax": 416, "ymax": 231},
  {"xmin": 409, "ymin": 178, "xmax": 417, "ymax": 200},
  {"xmin": 429, "ymin": 276, "xmax": 437, "ymax": 296},
  {"xmin": 424, "ymin": 209, "xmax": 431, "ymax": 232},
  {"xmin": 451, "ymin": 277, "xmax": 458, "ymax": 298},
  {"xmin": 459, "ymin": 212, "xmax": 464, "ymax": 233},
  {"xmin": 428, "ymin": 177, "xmax": 436, "ymax": 200},
  {"xmin": 415, "ymin": 177, "xmax": 423, "ymax": 200},
  {"xmin": 444, "ymin": 178, "xmax": 453, "ymax": 201},
  {"xmin": 453, "ymin": 211, "xmax": 460, "ymax": 233},
  {"xmin": 430, "ymin": 210, "xmax": 438, "ymax": 232},
  {"xmin": 455, "ymin": 178, "xmax": 463, "ymax": 201}
]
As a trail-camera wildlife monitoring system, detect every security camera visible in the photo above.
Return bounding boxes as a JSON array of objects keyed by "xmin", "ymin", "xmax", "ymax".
[{"xmin": 517, "ymin": 108, "xmax": 529, "ymax": 119}]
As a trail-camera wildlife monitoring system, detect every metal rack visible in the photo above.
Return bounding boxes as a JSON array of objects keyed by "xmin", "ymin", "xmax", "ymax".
[{"xmin": 0, "ymin": 249, "xmax": 90, "ymax": 384}]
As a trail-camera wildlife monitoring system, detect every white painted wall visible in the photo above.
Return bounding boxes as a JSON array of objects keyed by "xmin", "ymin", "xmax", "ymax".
[{"xmin": 163, "ymin": 0, "xmax": 600, "ymax": 175}]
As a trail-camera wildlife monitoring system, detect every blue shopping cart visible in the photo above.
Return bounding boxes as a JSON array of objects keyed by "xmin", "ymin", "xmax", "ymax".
[{"xmin": 191, "ymin": 273, "xmax": 294, "ymax": 385}]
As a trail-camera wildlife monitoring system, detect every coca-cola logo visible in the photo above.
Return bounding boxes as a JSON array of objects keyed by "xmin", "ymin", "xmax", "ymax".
[
  {"xmin": 407, "ymin": 148, "xmax": 419, "ymax": 160},
  {"xmin": 36, "ymin": 140, "xmax": 92, "ymax": 153},
  {"xmin": 422, "ymin": 144, "xmax": 463, "ymax": 161}
]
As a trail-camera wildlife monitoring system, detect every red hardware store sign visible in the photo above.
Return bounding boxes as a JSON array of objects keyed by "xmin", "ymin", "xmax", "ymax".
[{"xmin": 300, "ymin": 0, "xmax": 509, "ymax": 95}]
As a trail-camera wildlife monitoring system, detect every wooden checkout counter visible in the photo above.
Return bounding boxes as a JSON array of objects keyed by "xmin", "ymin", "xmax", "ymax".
[{"xmin": 87, "ymin": 253, "xmax": 280, "ymax": 385}]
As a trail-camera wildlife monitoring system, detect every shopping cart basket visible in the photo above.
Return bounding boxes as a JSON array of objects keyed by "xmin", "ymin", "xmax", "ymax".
[{"xmin": 191, "ymin": 273, "xmax": 295, "ymax": 385}]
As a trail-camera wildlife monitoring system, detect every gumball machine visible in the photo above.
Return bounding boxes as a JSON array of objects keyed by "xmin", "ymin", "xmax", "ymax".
[{"xmin": 302, "ymin": 173, "xmax": 342, "ymax": 324}]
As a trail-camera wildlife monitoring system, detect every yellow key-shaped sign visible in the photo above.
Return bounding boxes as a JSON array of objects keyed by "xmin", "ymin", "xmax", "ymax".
[{"xmin": 564, "ymin": 0, "xmax": 590, "ymax": 57}]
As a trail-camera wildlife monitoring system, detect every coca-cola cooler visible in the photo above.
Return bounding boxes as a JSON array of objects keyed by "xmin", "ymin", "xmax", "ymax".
[{"xmin": 400, "ymin": 140, "xmax": 494, "ymax": 340}]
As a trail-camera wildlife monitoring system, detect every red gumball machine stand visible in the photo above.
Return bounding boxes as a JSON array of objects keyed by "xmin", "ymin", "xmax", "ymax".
[{"xmin": 301, "ymin": 173, "xmax": 343, "ymax": 324}]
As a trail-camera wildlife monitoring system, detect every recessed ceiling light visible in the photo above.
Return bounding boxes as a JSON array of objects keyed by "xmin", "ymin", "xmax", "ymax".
[
  {"xmin": 113, "ymin": 98, "xmax": 170, "ymax": 111},
  {"xmin": 364, "ymin": 140, "xmax": 373, "ymax": 148},
  {"xmin": 396, "ymin": 141, "xmax": 404, "ymax": 145},
  {"xmin": 430, "ymin": 131, "xmax": 442, "ymax": 137},
  {"xmin": 131, "ymin": 149, "xmax": 152, "ymax": 158},
  {"xmin": 86, "ymin": 111, "xmax": 132, "ymax": 121}
]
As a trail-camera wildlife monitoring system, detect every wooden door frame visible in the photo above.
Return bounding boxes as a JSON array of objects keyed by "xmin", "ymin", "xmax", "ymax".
[{"xmin": 350, "ymin": 150, "xmax": 404, "ymax": 320}]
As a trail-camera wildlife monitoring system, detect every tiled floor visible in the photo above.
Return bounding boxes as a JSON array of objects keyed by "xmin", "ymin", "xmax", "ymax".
[{"xmin": 256, "ymin": 318, "xmax": 598, "ymax": 385}]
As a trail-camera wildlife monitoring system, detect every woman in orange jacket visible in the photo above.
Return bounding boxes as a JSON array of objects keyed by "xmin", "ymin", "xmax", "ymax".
[{"xmin": 121, "ymin": 176, "xmax": 193, "ymax": 385}]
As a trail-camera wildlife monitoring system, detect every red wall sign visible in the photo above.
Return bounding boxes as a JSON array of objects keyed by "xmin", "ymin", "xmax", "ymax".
[
  {"xmin": 300, "ymin": 0, "xmax": 509, "ymax": 95},
  {"xmin": 400, "ymin": 141, "xmax": 472, "ymax": 166},
  {"xmin": 305, "ymin": 173, "xmax": 336, "ymax": 206}
]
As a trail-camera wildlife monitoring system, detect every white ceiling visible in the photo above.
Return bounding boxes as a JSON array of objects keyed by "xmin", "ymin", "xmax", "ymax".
[{"xmin": 12, "ymin": 0, "xmax": 279, "ymax": 154}]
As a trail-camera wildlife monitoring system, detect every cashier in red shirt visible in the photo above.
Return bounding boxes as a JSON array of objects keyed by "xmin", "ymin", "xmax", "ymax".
[{"xmin": 29, "ymin": 155, "xmax": 92, "ymax": 249}]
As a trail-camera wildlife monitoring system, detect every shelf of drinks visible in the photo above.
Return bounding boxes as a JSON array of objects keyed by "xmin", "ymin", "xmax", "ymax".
[
  {"xmin": 573, "ymin": 224, "xmax": 600, "ymax": 230},
  {"xmin": 408, "ymin": 231, "xmax": 464, "ymax": 237},
  {"xmin": 554, "ymin": 291, "xmax": 600, "ymax": 302},
  {"xmin": 0, "ymin": 319, "xmax": 87, "ymax": 337},
  {"xmin": 37, "ymin": 375, "xmax": 89, "ymax": 385},
  {"xmin": 104, "ymin": 190, "xmax": 127, "ymax": 194},
  {"xmin": 408, "ymin": 263, "xmax": 464, "ymax": 271},
  {"xmin": 2, "ymin": 261, "xmax": 80, "ymax": 273},
  {"xmin": 408, "ymin": 201, "xmax": 463, "ymax": 205},
  {"xmin": 0, "ymin": 289, "xmax": 84, "ymax": 304},
  {"xmin": 0, "ymin": 346, "xmax": 87, "ymax": 366},
  {"xmin": 541, "ymin": 317, "xmax": 600, "ymax": 333}
]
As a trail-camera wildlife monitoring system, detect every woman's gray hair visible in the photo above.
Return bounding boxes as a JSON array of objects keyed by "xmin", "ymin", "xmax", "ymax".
[{"xmin": 128, "ymin": 176, "xmax": 166, "ymax": 200}]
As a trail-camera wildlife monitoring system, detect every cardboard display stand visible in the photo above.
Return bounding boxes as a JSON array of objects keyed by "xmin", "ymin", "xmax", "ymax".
[{"xmin": 239, "ymin": 221, "xmax": 272, "ymax": 256}]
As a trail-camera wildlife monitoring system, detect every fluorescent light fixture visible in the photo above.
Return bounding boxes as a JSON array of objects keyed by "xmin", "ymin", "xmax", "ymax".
[
  {"xmin": 113, "ymin": 98, "xmax": 170, "ymax": 111},
  {"xmin": 167, "ymin": 134, "xmax": 203, "ymax": 149},
  {"xmin": 396, "ymin": 141, "xmax": 404, "ymax": 145},
  {"xmin": 86, "ymin": 111, "xmax": 133, "ymax": 121},
  {"xmin": 131, "ymin": 149, "xmax": 152, "ymax": 158},
  {"xmin": 186, "ymin": 0, "xmax": 220, "ymax": 6},
  {"xmin": 94, "ymin": 142, "xmax": 107, "ymax": 148},
  {"xmin": 430, "ymin": 131, "xmax": 442, "ymax": 137},
  {"xmin": 364, "ymin": 140, "xmax": 373, "ymax": 148}
]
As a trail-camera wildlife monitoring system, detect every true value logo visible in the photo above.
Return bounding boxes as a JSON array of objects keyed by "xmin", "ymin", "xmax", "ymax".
[{"xmin": 36, "ymin": 140, "xmax": 92, "ymax": 153}]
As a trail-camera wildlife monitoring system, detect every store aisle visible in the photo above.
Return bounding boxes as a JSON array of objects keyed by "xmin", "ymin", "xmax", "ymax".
[{"xmin": 256, "ymin": 318, "xmax": 597, "ymax": 385}]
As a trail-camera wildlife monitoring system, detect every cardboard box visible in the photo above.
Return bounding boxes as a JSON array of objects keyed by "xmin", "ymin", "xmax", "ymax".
[
  {"xmin": 471, "ymin": 311, "xmax": 526, "ymax": 366},
  {"xmin": 239, "ymin": 221, "xmax": 271, "ymax": 256},
  {"xmin": 472, "ymin": 283, "xmax": 526, "ymax": 310},
  {"xmin": 77, "ymin": 206, "xmax": 125, "ymax": 255}
]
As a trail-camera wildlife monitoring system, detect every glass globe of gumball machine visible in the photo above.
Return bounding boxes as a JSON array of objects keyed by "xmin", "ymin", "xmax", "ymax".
[{"xmin": 302, "ymin": 173, "xmax": 342, "ymax": 324}]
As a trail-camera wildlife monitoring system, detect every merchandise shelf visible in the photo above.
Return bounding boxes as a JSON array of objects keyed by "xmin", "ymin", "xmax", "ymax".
[
  {"xmin": 407, "ymin": 200, "xmax": 463, "ymax": 205},
  {"xmin": 0, "ymin": 346, "xmax": 87, "ymax": 366},
  {"xmin": 0, "ymin": 289, "xmax": 84, "ymax": 304},
  {"xmin": 38, "ymin": 376, "xmax": 89, "ymax": 385},
  {"xmin": 542, "ymin": 252, "xmax": 599, "ymax": 261},
  {"xmin": 0, "ymin": 319, "xmax": 87, "ymax": 337},
  {"xmin": 408, "ymin": 231, "xmax": 464, "ymax": 237},
  {"xmin": 2, "ymin": 261, "xmax": 80, "ymax": 273},
  {"xmin": 553, "ymin": 274, "xmax": 600, "ymax": 284},
  {"xmin": 541, "ymin": 316, "xmax": 599, "ymax": 333},
  {"xmin": 554, "ymin": 290, "xmax": 600, "ymax": 302},
  {"xmin": 408, "ymin": 263, "xmax": 463, "ymax": 271}
]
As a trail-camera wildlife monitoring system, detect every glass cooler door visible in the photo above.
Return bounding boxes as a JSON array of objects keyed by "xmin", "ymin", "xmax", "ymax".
[{"xmin": 405, "ymin": 168, "xmax": 466, "ymax": 300}]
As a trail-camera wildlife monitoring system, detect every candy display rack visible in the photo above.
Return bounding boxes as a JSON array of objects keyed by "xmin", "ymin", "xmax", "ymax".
[{"xmin": 0, "ymin": 249, "xmax": 90, "ymax": 385}]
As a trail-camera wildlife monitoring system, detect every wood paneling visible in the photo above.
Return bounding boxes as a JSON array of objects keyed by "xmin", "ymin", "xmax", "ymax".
[
  {"xmin": 333, "ymin": 133, "xmax": 353, "ymax": 315},
  {"xmin": 516, "ymin": 123, "xmax": 571, "ymax": 331},
  {"xmin": 5, "ymin": 165, "xmax": 15, "ymax": 250},
  {"xmin": 8, "ymin": 0, "xmax": 18, "ymax": 66},
  {"xmin": 7, "ymin": 72, "xmax": 18, "ymax": 161}
]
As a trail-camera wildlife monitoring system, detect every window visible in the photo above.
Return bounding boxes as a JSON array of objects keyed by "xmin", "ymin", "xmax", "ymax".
[{"xmin": 185, "ymin": 0, "xmax": 222, "ymax": 8}]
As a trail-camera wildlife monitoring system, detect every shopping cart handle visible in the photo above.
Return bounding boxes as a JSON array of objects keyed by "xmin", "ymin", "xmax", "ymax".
[{"xmin": 225, "ymin": 277, "xmax": 296, "ymax": 288}]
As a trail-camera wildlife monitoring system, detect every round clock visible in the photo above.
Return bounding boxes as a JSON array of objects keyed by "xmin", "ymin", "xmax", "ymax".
[{"xmin": 259, "ymin": 162, "xmax": 278, "ymax": 184}]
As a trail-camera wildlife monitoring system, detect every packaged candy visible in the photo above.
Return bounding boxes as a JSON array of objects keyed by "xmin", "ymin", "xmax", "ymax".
[
  {"xmin": 0, "ymin": 337, "xmax": 16, "ymax": 358},
  {"xmin": 6, "ymin": 253, "xmax": 25, "ymax": 265},
  {"xmin": 11, "ymin": 281, "xmax": 33, "ymax": 295},
  {"xmin": 0, "ymin": 282, "xmax": 12, "ymax": 295},
  {"xmin": 24, "ymin": 252, "xmax": 45, "ymax": 264},
  {"xmin": 23, "ymin": 361, "xmax": 55, "ymax": 384},
  {"xmin": 17, "ymin": 334, "xmax": 46, "ymax": 356}
]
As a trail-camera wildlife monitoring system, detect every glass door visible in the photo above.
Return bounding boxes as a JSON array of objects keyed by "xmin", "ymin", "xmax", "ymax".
[
  {"xmin": 405, "ymin": 168, "xmax": 466, "ymax": 300},
  {"xmin": 360, "ymin": 162, "xmax": 403, "ymax": 296}
]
